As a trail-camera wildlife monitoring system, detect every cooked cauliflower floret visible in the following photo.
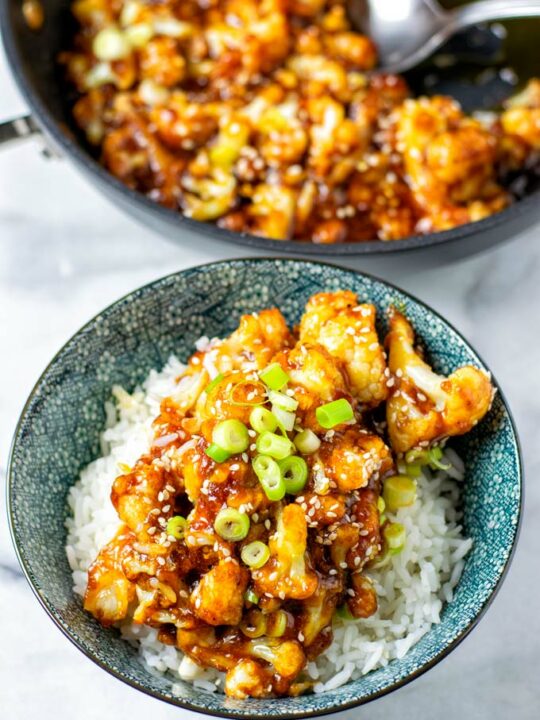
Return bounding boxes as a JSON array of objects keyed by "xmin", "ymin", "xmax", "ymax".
[
  {"xmin": 299, "ymin": 291, "xmax": 388, "ymax": 407},
  {"xmin": 501, "ymin": 79, "xmax": 540, "ymax": 149},
  {"xmin": 199, "ymin": 309, "xmax": 294, "ymax": 375},
  {"xmin": 385, "ymin": 308, "xmax": 494, "ymax": 453},
  {"xmin": 254, "ymin": 504, "xmax": 318, "ymax": 600},
  {"xmin": 274, "ymin": 342, "xmax": 353, "ymax": 432},
  {"xmin": 191, "ymin": 559, "xmax": 248, "ymax": 626},
  {"xmin": 225, "ymin": 659, "xmax": 272, "ymax": 698},
  {"xmin": 300, "ymin": 574, "xmax": 342, "ymax": 646},
  {"xmin": 84, "ymin": 529, "xmax": 135, "ymax": 625},
  {"xmin": 346, "ymin": 574, "xmax": 377, "ymax": 618},
  {"xmin": 317, "ymin": 427, "xmax": 393, "ymax": 493}
]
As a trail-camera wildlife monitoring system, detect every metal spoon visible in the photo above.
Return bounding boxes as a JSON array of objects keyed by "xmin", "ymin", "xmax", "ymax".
[{"xmin": 349, "ymin": 0, "xmax": 540, "ymax": 73}]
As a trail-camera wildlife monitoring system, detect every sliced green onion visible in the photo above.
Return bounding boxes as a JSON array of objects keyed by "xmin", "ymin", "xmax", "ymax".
[
  {"xmin": 166, "ymin": 515, "xmax": 187, "ymax": 540},
  {"xmin": 272, "ymin": 405, "xmax": 296, "ymax": 432},
  {"xmin": 279, "ymin": 456, "xmax": 308, "ymax": 495},
  {"xmin": 205, "ymin": 373, "xmax": 224, "ymax": 394},
  {"xmin": 404, "ymin": 462, "xmax": 422, "ymax": 478},
  {"xmin": 377, "ymin": 496, "xmax": 386, "ymax": 515},
  {"xmin": 383, "ymin": 475, "xmax": 417, "ymax": 512},
  {"xmin": 383, "ymin": 522, "xmax": 406, "ymax": 554},
  {"xmin": 214, "ymin": 507, "xmax": 250, "ymax": 541},
  {"xmin": 212, "ymin": 419, "xmax": 249, "ymax": 454},
  {"xmin": 205, "ymin": 443, "xmax": 231, "ymax": 463},
  {"xmin": 260, "ymin": 363, "xmax": 290, "ymax": 391},
  {"xmin": 268, "ymin": 390, "xmax": 298, "ymax": 412},
  {"xmin": 405, "ymin": 446, "xmax": 450, "ymax": 471},
  {"xmin": 267, "ymin": 610, "xmax": 288, "ymax": 638},
  {"xmin": 335, "ymin": 604, "xmax": 354, "ymax": 621},
  {"xmin": 244, "ymin": 588, "xmax": 259, "ymax": 605},
  {"xmin": 249, "ymin": 406, "xmax": 278, "ymax": 434},
  {"xmin": 229, "ymin": 379, "xmax": 266, "ymax": 406},
  {"xmin": 253, "ymin": 454, "xmax": 286, "ymax": 501},
  {"xmin": 241, "ymin": 540, "xmax": 270, "ymax": 569},
  {"xmin": 316, "ymin": 398, "xmax": 354, "ymax": 429},
  {"xmin": 294, "ymin": 428, "xmax": 321, "ymax": 455},
  {"xmin": 240, "ymin": 609, "xmax": 267, "ymax": 638},
  {"xmin": 256, "ymin": 431, "xmax": 294, "ymax": 460},
  {"xmin": 427, "ymin": 446, "xmax": 451, "ymax": 470}
]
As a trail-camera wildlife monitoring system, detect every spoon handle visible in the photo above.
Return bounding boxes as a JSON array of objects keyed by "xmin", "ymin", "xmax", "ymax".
[{"xmin": 452, "ymin": 0, "xmax": 540, "ymax": 28}]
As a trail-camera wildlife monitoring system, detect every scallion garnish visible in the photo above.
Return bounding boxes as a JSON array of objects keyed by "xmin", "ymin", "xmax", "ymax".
[
  {"xmin": 268, "ymin": 390, "xmax": 298, "ymax": 412},
  {"xmin": 244, "ymin": 588, "xmax": 259, "ymax": 605},
  {"xmin": 382, "ymin": 475, "xmax": 417, "ymax": 512},
  {"xmin": 383, "ymin": 522, "xmax": 406, "ymax": 554},
  {"xmin": 204, "ymin": 373, "xmax": 224, "ymax": 394},
  {"xmin": 266, "ymin": 609, "xmax": 288, "ymax": 638},
  {"xmin": 241, "ymin": 540, "xmax": 270, "ymax": 569},
  {"xmin": 256, "ymin": 431, "xmax": 294, "ymax": 460},
  {"xmin": 271, "ymin": 405, "xmax": 296, "ymax": 432},
  {"xmin": 205, "ymin": 443, "xmax": 231, "ymax": 463},
  {"xmin": 166, "ymin": 515, "xmax": 187, "ymax": 540},
  {"xmin": 294, "ymin": 428, "xmax": 321, "ymax": 455},
  {"xmin": 316, "ymin": 398, "xmax": 354, "ymax": 429},
  {"xmin": 212, "ymin": 419, "xmax": 249, "ymax": 454},
  {"xmin": 278, "ymin": 455, "xmax": 308, "ymax": 495},
  {"xmin": 259, "ymin": 363, "xmax": 290, "ymax": 391},
  {"xmin": 253, "ymin": 454, "xmax": 286, "ymax": 501},
  {"xmin": 214, "ymin": 507, "xmax": 250, "ymax": 541},
  {"xmin": 249, "ymin": 406, "xmax": 278, "ymax": 434}
]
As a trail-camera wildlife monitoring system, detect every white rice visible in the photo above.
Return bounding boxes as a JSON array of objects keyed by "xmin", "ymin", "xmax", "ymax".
[{"xmin": 65, "ymin": 355, "xmax": 471, "ymax": 695}]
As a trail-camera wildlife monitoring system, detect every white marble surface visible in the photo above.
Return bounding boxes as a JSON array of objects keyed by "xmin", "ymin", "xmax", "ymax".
[{"xmin": 1, "ymin": 39, "xmax": 539, "ymax": 720}]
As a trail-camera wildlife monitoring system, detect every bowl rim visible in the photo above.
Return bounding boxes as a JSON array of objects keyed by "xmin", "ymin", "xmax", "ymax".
[
  {"xmin": 1, "ymin": 3, "xmax": 539, "ymax": 257},
  {"xmin": 7, "ymin": 257, "xmax": 524, "ymax": 718}
]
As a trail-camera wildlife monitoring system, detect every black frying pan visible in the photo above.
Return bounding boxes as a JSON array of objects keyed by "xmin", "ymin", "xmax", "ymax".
[{"xmin": 1, "ymin": 0, "xmax": 539, "ymax": 259}]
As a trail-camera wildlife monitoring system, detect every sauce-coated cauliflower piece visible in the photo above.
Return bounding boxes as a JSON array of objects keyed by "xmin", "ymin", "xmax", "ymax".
[
  {"xmin": 329, "ymin": 489, "xmax": 381, "ymax": 571},
  {"xmin": 194, "ymin": 308, "xmax": 294, "ymax": 376},
  {"xmin": 273, "ymin": 342, "xmax": 353, "ymax": 432},
  {"xmin": 317, "ymin": 427, "xmax": 393, "ymax": 493},
  {"xmin": 346, "ymin": 574, "xmax": 377, "ymax": 618},
  {"xmin": 299, "ymin": 291, "xmax": 389, "ymax": 408},
  {"xmin": 84, "ymin": 529, "xmax": 135, "ymax": 625},
  {"xmin": 394, "ymin": 96, "xmax": 509, "ymax": 230},
  {"xmin": 191, "ymin": 559, "xmax": 248, "ymax": 626},
  {"xmin": 501, "ymin": 79, "xmax": 540, "ymax": 150},
  {"xmin": 254, "ymin": 504, "xmax": 318, "ymax": 600},
  {"xmin": 224, "ymin": 659, "xmax": 272, "ymax": 698},
  {"xmin": 385, "ymin": 308, "xmax": 494, "ymax": 453},
  {"xmin": 300, "ymin": 574, "xmax": 342, "ymax": 647}
]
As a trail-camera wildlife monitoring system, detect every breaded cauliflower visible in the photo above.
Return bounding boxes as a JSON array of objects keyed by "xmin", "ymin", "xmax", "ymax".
[
  {"xmin": 385, "ymin": 308, "xmax": 494, "ymax": 453},
  {"xmin": 254, "ymin": 504, "xmax": 318, "ymax": 600},
  {"xmin": 84, "ymin": 529, "xmax": 135, "ymax": 625},
  {"xmin": 206, "ymin": 308, "xmax": 294, "ymax": 374},
  {"xmin": 299, "ymin": 291, "xmax": 389, "ymax": 407},
  {"xmin": 317, "ymin": 428, "xmax": 393, "ymax": 493},
  {"xmin": 191, "ymin": 559, "xmax": 248, "ymax": 626},
  {"xmin": 501, "ymin": 79, "xmax": 540, "ymax": 150}
]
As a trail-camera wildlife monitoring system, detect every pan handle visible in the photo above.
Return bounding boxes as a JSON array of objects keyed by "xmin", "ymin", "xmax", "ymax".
[
  {"xmin": 0, "ymin": 115, "xmax": 59, "ymax": 156},
  {"xmin": 0, "ymin": 115, "xmax": 40, "ymax": 146}
]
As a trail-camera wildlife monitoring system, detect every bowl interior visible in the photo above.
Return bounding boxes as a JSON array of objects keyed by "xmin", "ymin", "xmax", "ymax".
[{"xmin": 8, "ymin": 259, "xmax": 521, "ymax": 717}]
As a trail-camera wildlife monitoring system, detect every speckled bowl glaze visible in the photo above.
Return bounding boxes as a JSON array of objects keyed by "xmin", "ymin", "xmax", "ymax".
[{"xmin": 8, "ymin": 258, "xmax": 522, "ymax": 718}]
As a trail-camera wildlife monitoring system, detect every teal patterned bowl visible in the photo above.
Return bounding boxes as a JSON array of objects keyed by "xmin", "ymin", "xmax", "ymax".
[{"xmin": 8, "ymin": 258, "xmax": 522, "ymax": 718}]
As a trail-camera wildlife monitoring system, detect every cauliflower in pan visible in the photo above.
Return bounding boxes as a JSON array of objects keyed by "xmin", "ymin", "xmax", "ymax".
[
  {"xmin": 82, "ymin": 293, "xmax": 494, "ymax": 698},
  {"xmin": 385, "ymin": 308, "xmax": 494, "ymax": 453}
]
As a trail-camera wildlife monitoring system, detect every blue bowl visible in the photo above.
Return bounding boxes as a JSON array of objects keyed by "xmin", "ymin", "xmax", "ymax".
[{"xmin": 7, "ymin": 258, "xmax": 522, "ymax": 717}]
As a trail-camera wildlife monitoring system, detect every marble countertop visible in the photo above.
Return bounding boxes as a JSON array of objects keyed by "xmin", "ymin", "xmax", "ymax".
[{"xmin": 1, "ymin": 41, "xmax": 539, "ymax": 720}]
